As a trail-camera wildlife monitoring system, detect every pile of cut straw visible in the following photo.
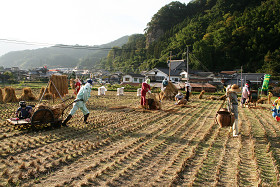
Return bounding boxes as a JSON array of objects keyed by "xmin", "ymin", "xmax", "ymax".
[
  {"xmin": 18, "ymin": 87, "xmax": 36, "ymax": 101},
  {"xmin": 160, "ymin": 81, "xmax": 178, "ymax": 100},
  {"xmin": 3, "ymin": 87, "xmax": 18, "ymax": 103}
]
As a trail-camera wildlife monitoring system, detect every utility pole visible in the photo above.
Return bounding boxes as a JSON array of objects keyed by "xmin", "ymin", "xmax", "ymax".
[
  {"xmin": 240, "ymin": 66, "xmax": 243, "ymax": 88},
  {"xmin": 169, "ymin": 51, "xmax": 172, "ymax": 81},
  {"xmin": 187, "ymin": 46, "xmax": 189, "ymax": 82}
]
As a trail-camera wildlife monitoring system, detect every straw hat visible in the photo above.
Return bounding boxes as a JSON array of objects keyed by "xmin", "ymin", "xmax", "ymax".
[{"xmin": 229, "ymin": 84, "xmax": 241, "ymax": 92}]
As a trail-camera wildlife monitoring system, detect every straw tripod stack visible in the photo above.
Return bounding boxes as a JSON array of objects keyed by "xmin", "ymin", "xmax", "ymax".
[
  {"xmin": 199, "ymin": 90, "xmax": 205, "ymax": 99},
  {"xmin": 0, "ymin": 88, "xmax": 3, "ymax": 103},
  {"xmin": 19, "ymin": 87, "xmax": 36, "ymax": 101},
  {"xmin": 3, "ymin": 87, "xmax": 18, "ymax": 103},
  {"xmin": 49, "ymin": 75, "xmax": 68, "ymax": 98},
  {"xmin": 160, "ymin": 81, "xmax": 178, "ymax": 100},
  {"xmin": 38, "ymin": 87, "xmax": 53, "ymax": 100}
]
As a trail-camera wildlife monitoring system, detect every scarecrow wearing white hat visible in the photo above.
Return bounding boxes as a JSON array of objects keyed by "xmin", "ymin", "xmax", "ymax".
[
  {"xmin": 228, "ymin": 84, "xmax": 241, "ymax": 137},
  {"xmin": 62, "ymin": 79, "xmax": 93, "ymax": 126},
  {"xmin": 241, "ymin": 83, "xmax": 250, "ymax": 107}
]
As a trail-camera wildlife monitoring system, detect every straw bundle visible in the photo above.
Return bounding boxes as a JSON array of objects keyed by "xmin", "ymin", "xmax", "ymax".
[
  {"xmin": 70, "ymin": 79, "xmax": 75, "ymax": 89},
  {"xmin": 219, "ymin": 94, "xmax": 227, "ymax": 100},
  {"xmin": 38, "ymin": 87, "xmax": 53, "ymax": 100},
  {"xmin": 199, "ymin": 90, "xmax": 205, "ymax": 99},
  {"xmin": 51, "ymin": 103, "xmax": 66, "ymax": 119},
  {"xmin": 207, "ymin": 96, "xmax": 217, "ymax": 100},
  {"xmin": 147, "ymin": 93, "xmax": 161, "ymax": 110},
  {"xmin": 268, "ymin": 92, "xmax": 273, "ymax": 104},
  {"xmin": 177, "ymin": 99, "xmax": 187, "ymax": 105},
  {"xmin": 34, "ymin": 103, "xmax": 66, "ymax": 119},
  {"xmin": 49, "ymin": 75, "xmax": 68, "ymax": 98},
  {"xmin": 18, "ymin": 87, "xmax": 36, "ymax": 101},
  {"xmin": 0, "ymin": 88, "xmax": 3, "ymax": 103},
  {"xmin": 256, "ymin": 97, "xmax": 267, "ymax": 104},
  {"xmin": 160, "ymin": 81, "xmax": 178, "ymax": 100},
  {"xmin": 3, "ymin": 87, "xmax": 18, "ymax": 103}
]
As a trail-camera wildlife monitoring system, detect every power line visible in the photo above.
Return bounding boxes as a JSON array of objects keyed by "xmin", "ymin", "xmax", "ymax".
[{"xmin": 0, "ymin": 38, "xmax": 141, "ymax": 52}]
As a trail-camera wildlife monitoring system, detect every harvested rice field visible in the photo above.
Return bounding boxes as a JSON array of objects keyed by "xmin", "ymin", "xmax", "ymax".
[{"xmin": 0, "ymin": 89, "xmax": 279, "ymax": 186}]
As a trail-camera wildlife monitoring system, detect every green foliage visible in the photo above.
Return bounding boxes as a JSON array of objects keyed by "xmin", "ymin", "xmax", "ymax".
[{"xmin": 103, "ymin": 0, "xmax": 280, "ymax": 75}]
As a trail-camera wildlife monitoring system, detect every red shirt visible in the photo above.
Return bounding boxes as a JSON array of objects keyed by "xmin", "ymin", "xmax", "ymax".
[
  {"xmin": 74, "ymin": 81, "xmax": 81, "ymax": 95},
  {"xmin": 141, "ymin": 82, "xmax": 150, "ymax": 96}
]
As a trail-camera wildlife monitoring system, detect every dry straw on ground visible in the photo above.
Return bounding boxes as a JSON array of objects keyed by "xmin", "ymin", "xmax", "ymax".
[
  {"xmin": 3, "ymin": 87, "xmax": 18, "ymax": 103},
  {"xmin": 49, "ymin": 75, "xmax": 68, "ymax": 98},
  {"xmin": 18, "ymin": 87, "xmax": 36, "ymax": 101}
]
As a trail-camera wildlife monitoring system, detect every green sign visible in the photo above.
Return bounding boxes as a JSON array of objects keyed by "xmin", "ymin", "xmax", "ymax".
[{"xmin": 262, "ymin": 74, "xmax": 271, "ymax": 91}]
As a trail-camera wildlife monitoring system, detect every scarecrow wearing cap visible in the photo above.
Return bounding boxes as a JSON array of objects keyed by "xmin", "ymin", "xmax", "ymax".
[
  {"xmin": 228, "ymin": 84, "xmax": 241, "ymax": 137},
  {"xmin": 62, "ymin": 79, "xmax": 93, "ymax": 126}
]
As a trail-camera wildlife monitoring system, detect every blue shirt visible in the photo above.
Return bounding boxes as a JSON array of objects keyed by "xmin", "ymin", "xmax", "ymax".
[{"xmin": 16, "ymin": 106, "xmax": 32, "ymax": 119}]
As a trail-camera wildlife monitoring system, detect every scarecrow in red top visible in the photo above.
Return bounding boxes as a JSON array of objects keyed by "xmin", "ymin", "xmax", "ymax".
[
  {"xmin": 74, "ymin": 78, "xmax": 82, "ymax": 95},
  {"xmin": 140, "ymin": 80, "xmax": 151, "ymax": 108}
]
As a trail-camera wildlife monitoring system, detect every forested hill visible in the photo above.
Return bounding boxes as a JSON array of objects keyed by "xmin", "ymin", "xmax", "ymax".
[
  {"xmin": 97, "ymin": 0, "xmax": 280, "ymax": 75},
  {"xmin": 0, "ymin": 36, "xmax": 129, "ymax": 70}
]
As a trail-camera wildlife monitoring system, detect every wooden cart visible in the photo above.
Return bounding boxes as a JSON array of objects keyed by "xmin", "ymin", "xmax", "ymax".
[
  {"xmin": 7, "ymin": 77, "xmax": 74, "ymax": 129},
  {"xmin": 7, "ymin": 108, "xmax": 63, "ymax": 129}
]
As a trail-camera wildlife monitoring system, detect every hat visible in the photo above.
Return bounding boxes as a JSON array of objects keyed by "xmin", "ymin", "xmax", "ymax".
[
  {"xmin": 229, "ymin": 84, "xmax": 241, "ymax": 92},
  {"xmin": 86, "ymin": 79, "xmax": 93, "ymax": 85}
]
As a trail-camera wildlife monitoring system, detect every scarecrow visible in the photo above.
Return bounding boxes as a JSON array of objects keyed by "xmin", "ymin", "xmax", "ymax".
[
  {"xmin": 140, "ymin": 80, "xmax": 151, "ymax": 108},
  {"xmin": 228, "ymin": 84, "xmax": 241, "ymax": 137},
  {"xmin": 62, "ymin": 79, "xmax": 93, "ymax": 126},
  {"xmin": 74, "ymin": 78, "xmax": 82, "ymax": 95},
  {"xmin": 272, "ymin": 97, "xmax": 280, "ymax": 122}
]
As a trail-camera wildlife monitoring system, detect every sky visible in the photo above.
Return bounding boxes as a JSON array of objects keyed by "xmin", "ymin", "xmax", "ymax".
[{"xmin": 0, "ymin": 0, "xmax": 191, "ymax": 56}]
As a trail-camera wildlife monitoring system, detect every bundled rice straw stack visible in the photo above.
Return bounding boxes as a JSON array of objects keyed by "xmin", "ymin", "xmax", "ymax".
[
  {"xmin": 34, "ymin": 103, "xmax": 66, "ymax": 119},
  {"xmin": 49, "ymin": 75, "xmax": 68, "ymax": 98},
  {"xmin": 19, "ymin": 87, "xmax": 36, "ymax": 101},
  {"xmin": 199, "ymin": 90, "xmax": 205, "ymax": 99},
  {"xmin": 147, "ymin": 93, "xmax": 161, "ymax": 110},
  {"xmin": 256, "ymin": 97, "xmax": 267, "ymax": 104},
  {"xmin": 160, "ymin": 81, "xmax": 178, "ymax": 100},
  {"xmin": 51, "ymin": 103, "xmax": 66, "ymax": 119},
  {"xmin": 3, "ymin": 87, "xmax": 18, "ymax": 103},
  {"xmin": 38, "ymin": 87, "xmax": 53, "ymax": 100},
  {"xmin": 0, "ymin": 88, "xmax": 3, "ymax": 103}
]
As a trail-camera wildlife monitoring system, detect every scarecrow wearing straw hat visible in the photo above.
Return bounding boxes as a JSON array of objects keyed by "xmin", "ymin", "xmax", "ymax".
[
  {"xmin": 62, "ymin": 79, "xmax": 93, "ymax": 126},
  {"xmin": 228, "ymin": 84, "xmax": 241, "ymax": 137},
  {"xmin": 141, "ymin": 80, "xmax": 151, "ymax": 108}
]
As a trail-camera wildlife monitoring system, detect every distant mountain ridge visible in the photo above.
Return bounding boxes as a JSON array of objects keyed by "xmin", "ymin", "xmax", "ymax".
[{"xmin": 0, "ymin": 35, "xmax": 129, "ymax": 70}]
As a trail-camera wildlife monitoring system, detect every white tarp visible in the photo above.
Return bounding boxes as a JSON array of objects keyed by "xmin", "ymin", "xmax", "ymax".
[
  {"xmin": 117, "ymin": 87, "xmax": 124, "ymax": 96},
  {"xmin": 98, "ymin": 86, "xmax": 107, "ymax": 95},
  {"xmin": 137, "ymin": 88, "xmax": 142, "ymax": 96}
]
